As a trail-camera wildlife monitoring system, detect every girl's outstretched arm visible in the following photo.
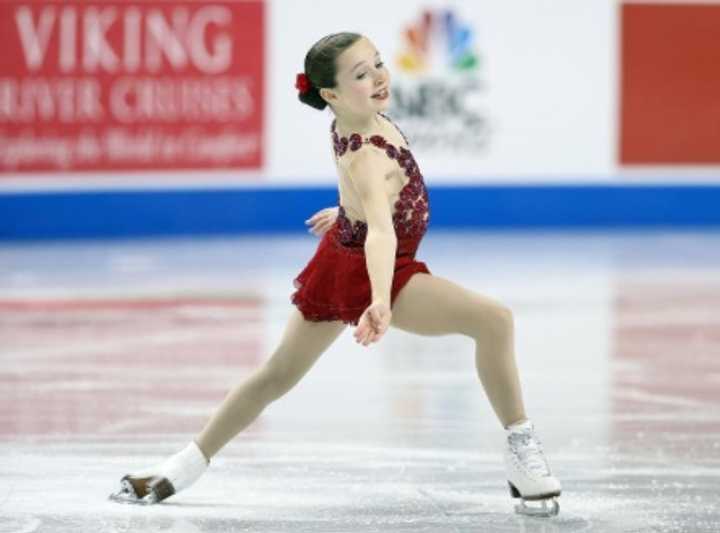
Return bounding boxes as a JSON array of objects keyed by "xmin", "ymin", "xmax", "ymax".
[{"xmin": 346, "ymin": 150, "xmax": 397, "ymax": 345}]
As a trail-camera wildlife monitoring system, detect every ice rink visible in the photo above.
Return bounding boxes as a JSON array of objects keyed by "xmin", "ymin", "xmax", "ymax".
[{"xmin": 1, "ymin": 229, "xmax": 719, "ymax": 532}]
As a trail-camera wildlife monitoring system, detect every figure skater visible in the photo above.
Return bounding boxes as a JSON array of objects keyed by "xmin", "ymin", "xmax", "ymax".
[{"xmin": 110, "ymin": 32, "xmax": 562, "ymax": 518}]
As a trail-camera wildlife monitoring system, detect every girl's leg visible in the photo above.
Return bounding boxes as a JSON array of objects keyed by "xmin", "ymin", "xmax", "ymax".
[
  {"xmin": 390, "ymin": 273, "xmax": 526, "ymax": 427},
  {"xmin": 112, "ymin": 307, "xmax": 346, "ymax": 504},
  {"xmin": 195, "ymin": 307, "xmax": 347, "ymax": 459},
  {"xmin": 391, "ymin": 273, "xmax": 562, "ymax": 515}
]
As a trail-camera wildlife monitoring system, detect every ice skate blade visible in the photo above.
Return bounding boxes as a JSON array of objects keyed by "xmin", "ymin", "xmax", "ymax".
[
  {"xmin": 108, "ymin": 476, "xmax": 173, "ymax": 505},
  {"xmin": 108, "ymin": 479, "xmax": 154, "ymax": 505},
  {"xmin": 508, "ymin": 482, "xmax": 560, "ymax": 517},
  {"xmin": 108, "ymin": 490, "xmax": 156, "ymax": 505},
  {"xmin": 514, "ymin": 498, "xmax": 560, "ymax": 518}
]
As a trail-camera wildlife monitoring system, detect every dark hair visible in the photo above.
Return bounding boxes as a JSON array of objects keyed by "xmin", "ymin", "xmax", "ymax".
[{"xmin": 299, "ymin": 32, "xmax": 363, "ymax": 111}]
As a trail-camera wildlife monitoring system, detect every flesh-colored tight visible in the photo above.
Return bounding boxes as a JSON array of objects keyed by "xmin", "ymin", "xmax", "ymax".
[{"xmin": 195, "ymin": 273, "xmax": 526, "ymax": 460}]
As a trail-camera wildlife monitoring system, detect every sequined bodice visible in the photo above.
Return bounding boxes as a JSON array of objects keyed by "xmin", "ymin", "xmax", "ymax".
[{"xmin": 331, "ymin": 113, "xmax": 429, "ymax": 249}]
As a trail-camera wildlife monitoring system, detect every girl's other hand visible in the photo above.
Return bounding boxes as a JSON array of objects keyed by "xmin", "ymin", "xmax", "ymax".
[{"xmin": 305, "ymin": 206, "xmax": 339, "ymax": 237}]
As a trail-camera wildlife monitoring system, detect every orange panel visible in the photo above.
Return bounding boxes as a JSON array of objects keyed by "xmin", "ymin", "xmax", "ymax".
[{"xmin": 620, "ymin": 3, "xmax": 720, "ymax": 164}]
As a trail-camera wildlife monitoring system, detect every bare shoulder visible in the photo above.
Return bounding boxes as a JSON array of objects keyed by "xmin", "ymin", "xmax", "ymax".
[{"xmin": 342, "ymin": 148, "xmax": 393, "ymax": 198}]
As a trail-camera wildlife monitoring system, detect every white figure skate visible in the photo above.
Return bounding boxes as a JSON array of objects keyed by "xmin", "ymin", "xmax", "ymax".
[
  {"xmin": 109, "ymin": 440, "xmax": 209, "ymax": 505},
  {"xmin": 504, "ymin": 420, "xmax": 561, "ymax": 517}
]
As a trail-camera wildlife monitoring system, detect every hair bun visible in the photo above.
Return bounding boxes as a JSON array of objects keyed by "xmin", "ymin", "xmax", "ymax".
[{"xmin": 298, "ymin": 85, "xmax": 327, "ymax": 110}]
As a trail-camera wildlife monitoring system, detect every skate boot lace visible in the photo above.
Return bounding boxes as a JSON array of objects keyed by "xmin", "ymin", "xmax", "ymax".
[{"xmin": 509, "ymin": 431, "xmax": 551, "ymax": 477}]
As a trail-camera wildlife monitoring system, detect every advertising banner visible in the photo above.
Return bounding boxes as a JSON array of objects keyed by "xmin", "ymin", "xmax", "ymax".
[
  {"xmin": 0, "ymin": 1, "xmax": 265, "ymax": 174},
  {"xmin": 269, "ymin": 0, "xmax": 615, "ymax": 182},
  {"xmin": 620, "ymin": 2, "xmax": 720, "ymax": 165},
  {"xmin": 2, "ymin": 0, "xmax": 717, "ymax": 189}
]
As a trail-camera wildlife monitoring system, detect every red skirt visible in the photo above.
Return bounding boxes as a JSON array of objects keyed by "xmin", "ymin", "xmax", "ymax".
[{"xmin": 291, "ymin": 224, "xmax": 430, "ymax": 326}]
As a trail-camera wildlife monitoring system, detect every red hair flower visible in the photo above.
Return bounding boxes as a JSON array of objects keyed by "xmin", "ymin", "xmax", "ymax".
[{"xmin": 295, "ymin": 73, "xmax": 312, "ymax": 95}]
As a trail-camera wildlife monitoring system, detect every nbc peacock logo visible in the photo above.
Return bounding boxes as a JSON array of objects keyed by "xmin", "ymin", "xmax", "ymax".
[
  {"xmin": 390, "ymin": 8, "xmax": 490, "ymax": 154},
  {"xmin": 396, "ymin": 9, "xmax": 480, "ymax": 75}
]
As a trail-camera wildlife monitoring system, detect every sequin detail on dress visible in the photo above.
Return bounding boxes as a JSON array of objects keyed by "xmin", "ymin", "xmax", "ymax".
[{"xmin": 331, "ymin": 113, "xmax": 430, "ymax": 244}]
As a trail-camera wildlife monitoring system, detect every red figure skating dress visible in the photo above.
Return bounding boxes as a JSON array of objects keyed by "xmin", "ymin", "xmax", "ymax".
[{"xmin": 291, "ymin": 113, "xmax": 431, "ymax": 326}]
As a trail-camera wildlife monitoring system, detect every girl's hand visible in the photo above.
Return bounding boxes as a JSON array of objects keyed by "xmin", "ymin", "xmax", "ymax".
[
  {"xmin": 354, "ymin": 300, "xmax": 392, "ymax": 346},
  {"xmin": 305, "ymin": 206, "xmax": 339, "ymax": 237}
]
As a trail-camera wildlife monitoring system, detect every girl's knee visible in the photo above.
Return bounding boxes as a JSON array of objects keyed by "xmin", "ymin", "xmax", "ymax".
[
  {"xmin": 470, "ymin": 301, "xmax": 514, "ymax": 340},
  {"xmin": 496, "ymin": 304, "xmax": 514, "ymax": 329}
]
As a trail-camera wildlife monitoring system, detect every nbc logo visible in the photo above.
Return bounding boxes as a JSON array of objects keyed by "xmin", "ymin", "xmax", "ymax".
[
  {"xmin": 390, "ymin": 7, "xmax": 490, "ymax": 155},
  {"xmin": 396, "ymin": 9, "xmax": 479, "ymax": 75}
]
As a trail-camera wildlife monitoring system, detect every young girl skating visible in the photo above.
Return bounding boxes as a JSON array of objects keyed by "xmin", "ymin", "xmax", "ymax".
[{"xmin": 110, "ymin": 32, "xmax": 562, "ymax": 518}]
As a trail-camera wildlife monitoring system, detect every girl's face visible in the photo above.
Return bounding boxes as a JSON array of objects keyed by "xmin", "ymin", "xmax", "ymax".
[{"xmin": 322, "ymin": 37, "xmax": 391, "ymax": 115}]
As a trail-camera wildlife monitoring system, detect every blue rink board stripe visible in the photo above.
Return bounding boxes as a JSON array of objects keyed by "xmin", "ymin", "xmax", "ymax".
[{"xmin": 1, "ymin": 184, "xmax": 720, "ymax": 240}]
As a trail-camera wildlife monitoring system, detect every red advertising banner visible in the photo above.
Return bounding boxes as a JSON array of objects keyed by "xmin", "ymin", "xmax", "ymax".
[
  {"xmin": 0, "ymin": 1, "xmax": 264, "ymax": 174},
  {"xmin": 620, "ymin": 3, "xmax": 720, "ymax": 165}
]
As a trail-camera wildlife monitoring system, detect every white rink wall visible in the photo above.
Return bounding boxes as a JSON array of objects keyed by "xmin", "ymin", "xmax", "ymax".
[{"xmin": 1, "ymin": 0, "xmax": 719, "ymax": 238}]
